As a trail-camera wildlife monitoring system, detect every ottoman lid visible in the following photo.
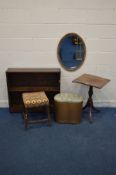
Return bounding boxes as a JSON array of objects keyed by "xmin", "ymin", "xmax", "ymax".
[{"xmin": 54, "ymin": 93, "xmax": 83, "ymax": 103}]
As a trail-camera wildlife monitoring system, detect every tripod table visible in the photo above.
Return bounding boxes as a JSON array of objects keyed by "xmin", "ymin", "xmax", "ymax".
[{"xmin": 72, "ymin": 74, "xmax": 110, "ymax": 122}]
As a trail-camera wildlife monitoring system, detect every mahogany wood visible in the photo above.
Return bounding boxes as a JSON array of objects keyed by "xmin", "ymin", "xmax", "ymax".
[
  {"xmin": 72, "ymin": 74, "xmax": 110, "ymax": 122},
  {"xmin": 6, "ymin": 68, "xmax": 61, "ymax": 112}
]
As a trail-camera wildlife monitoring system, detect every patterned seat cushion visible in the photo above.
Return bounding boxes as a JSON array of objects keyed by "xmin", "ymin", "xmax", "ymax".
[{"xmin": 22, "ymin": 91, "xmax": 49, "ymax": 108}]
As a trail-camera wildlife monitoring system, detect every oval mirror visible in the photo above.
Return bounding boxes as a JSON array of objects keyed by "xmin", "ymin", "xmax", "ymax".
[{"xmin": 57, "ymin": 33, "xmax": 86, "ymax": 71}]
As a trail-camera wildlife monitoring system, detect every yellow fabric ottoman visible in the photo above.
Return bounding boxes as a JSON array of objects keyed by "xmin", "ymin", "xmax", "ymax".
[{"xmin": 54, "ymin": 93, "xmax": 83, "ymax": 124}]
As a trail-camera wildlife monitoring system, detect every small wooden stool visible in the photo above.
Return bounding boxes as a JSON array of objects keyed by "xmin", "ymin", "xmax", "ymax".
[{"xmin": 22, "ymin": 91, "xmax": 51, "ymax": 129}]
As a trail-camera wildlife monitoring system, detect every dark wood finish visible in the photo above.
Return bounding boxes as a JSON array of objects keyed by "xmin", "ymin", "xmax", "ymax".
[
  {"xmin": 72, "ymin": 74, "xmax": 110, "ymax": 89},
  {"xmin": 23, "ymin": 104, "xmax": 51, "ymax": 129},
  {"xmin": 6, "ymin": 68, "xmax": 61, "ymax": 112},
  {"xmin": 72, "ymin": 74, "xmax": 110, "ymax": 122},
  {"xmin": 82, "ymin": 86, "xmax": 100, "ymax": 122}
]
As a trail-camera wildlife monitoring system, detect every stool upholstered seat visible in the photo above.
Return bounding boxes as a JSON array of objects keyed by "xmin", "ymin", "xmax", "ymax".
[
  {"xmin": 22, "ymin": 91, "xmax": 49, "ymax": 108},
  {"xmin": 22, "ymin": 91, "xmax": 51, "ymax": 129},
  {"xmin": 54, "ymin": 92, "xmax": 83, "ymax": 124}
]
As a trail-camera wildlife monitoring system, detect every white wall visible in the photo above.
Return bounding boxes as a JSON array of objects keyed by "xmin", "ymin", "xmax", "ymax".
[{"xmin": 0, "ymin": 0, "xmax": 116, "ymax": 107}]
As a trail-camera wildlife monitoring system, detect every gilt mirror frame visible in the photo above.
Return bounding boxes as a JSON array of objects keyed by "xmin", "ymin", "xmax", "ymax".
[{"xmin": 57, "ymin": 33, "xmax": 86, "ymax": 71}]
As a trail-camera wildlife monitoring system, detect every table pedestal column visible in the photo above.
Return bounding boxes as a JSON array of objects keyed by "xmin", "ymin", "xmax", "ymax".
[{"xmin": 83, "ymin": 86, "xmax": 99, "ymax": 122}]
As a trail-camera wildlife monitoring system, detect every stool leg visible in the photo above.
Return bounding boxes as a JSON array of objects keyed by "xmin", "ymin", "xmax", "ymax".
[
  {"xmin": 22, "ymin": 96, "xmax": 29, "ymax": 129},
  {"xmin": 23, "ymin": 108, "xmax": 29, "ymax": 129},
  {"xmin": 46, "ymin": 104, "xmax": 51, "ymax": 126}
]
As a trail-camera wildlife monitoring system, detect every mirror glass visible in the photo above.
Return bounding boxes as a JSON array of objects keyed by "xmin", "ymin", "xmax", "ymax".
[{"xmin": 57, "ymin": 33, "xmax": 86, "ymax": 71}]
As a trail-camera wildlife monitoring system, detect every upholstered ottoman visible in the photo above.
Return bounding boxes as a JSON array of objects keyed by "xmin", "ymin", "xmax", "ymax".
[{"xmin": 54, "ymin": 93, "xmax": 83, "ymax": 124}]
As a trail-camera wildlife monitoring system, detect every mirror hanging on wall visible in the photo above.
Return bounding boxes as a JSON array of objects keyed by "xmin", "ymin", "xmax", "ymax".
[{"xmin": 57, "ymin": 33, "xmax": 86, "ymax": 71}]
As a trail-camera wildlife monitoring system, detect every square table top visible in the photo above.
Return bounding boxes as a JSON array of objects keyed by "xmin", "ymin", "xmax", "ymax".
[{"xmin": 72, "ymin": 74, "xmax": 110, "ymax": 89}]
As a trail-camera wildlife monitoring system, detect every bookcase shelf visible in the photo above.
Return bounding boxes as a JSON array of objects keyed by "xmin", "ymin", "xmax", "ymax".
[
  {"xmin": 6, "ymin": 68, "xmax": 61, "ymax": 112},
  {"xmin": 8, "ymin": 86, "xmax": 60, "ymax": 92}
]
